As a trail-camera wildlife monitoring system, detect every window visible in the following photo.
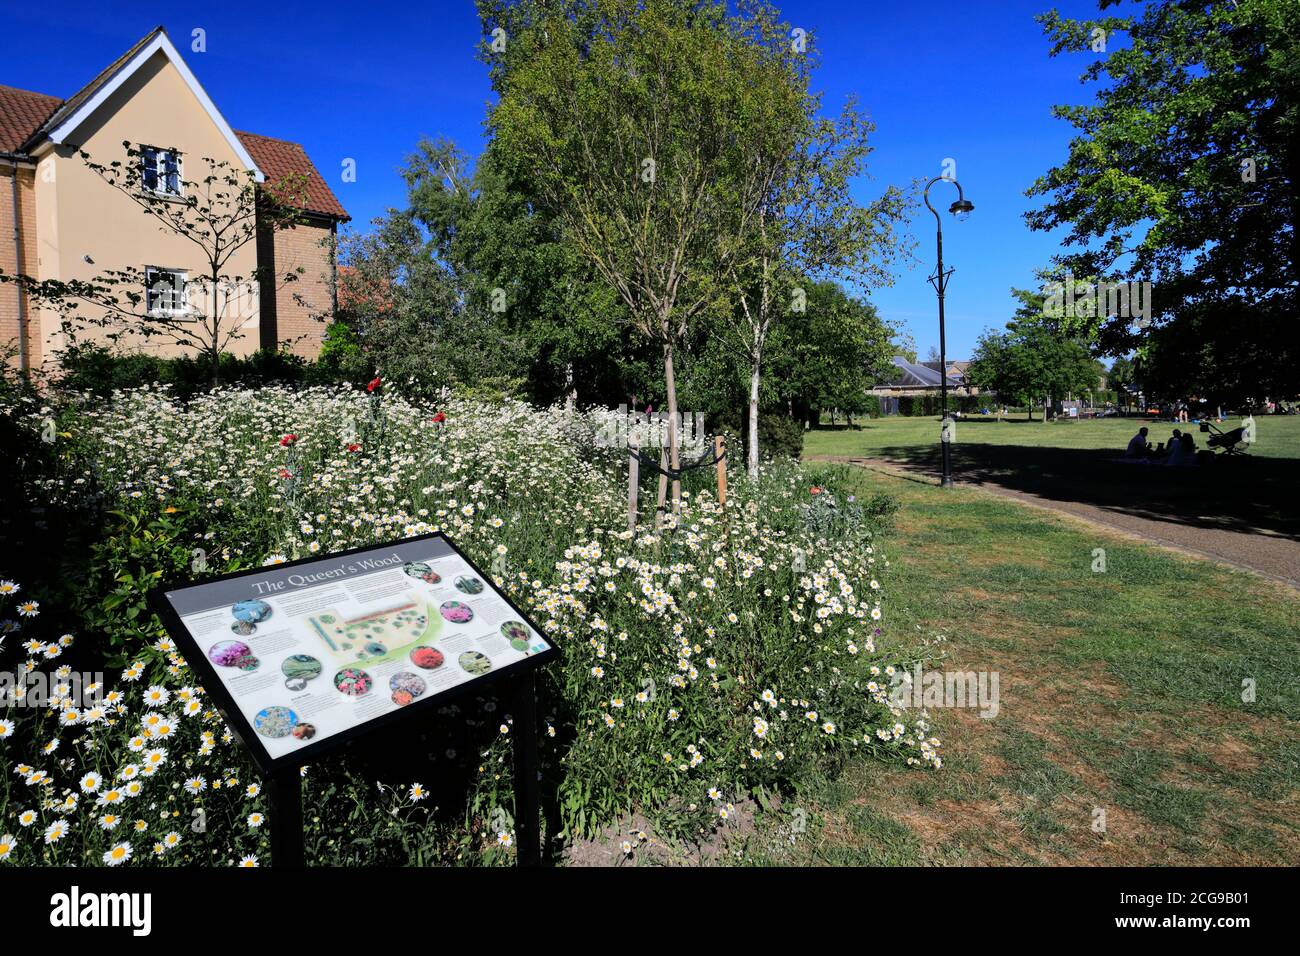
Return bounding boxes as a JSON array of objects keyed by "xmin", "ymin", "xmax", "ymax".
[
  {"xmin": 140, "ymin": 146, "xmax": 181, "ymax": 196},
  {"xmin": 145, "ymin": 267, "xmax": 188, "ymax": 316}
]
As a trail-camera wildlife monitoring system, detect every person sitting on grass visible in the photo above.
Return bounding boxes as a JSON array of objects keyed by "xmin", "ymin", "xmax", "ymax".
[
  {"xmin": 1166, "ymin": 432, "xmax": 1198, "ymax": 467},
  {"xmin": 1125, "ymin": 426, "xmax": 1151, "ymax": 458}
]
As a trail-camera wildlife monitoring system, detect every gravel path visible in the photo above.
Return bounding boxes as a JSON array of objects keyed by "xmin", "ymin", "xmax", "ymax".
[{"xmin": 810, "ymin": 454, "xmax": 1300, "ymax": 591}]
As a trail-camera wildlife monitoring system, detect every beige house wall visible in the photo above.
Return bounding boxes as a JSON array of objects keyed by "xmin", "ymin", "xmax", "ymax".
[
  {"xmin": 0, "ymin": 162, "xmax": 39, "ymax": 369},
  {"xmin": 30, "ymin": 48, "xmax": 261, "ymax": 372}
]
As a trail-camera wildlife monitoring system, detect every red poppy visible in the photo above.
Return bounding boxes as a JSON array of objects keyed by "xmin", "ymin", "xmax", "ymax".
[
  {"xmin": 346, "ymin": 443, "xmax": 362, "ymax": 453},
  {"xmin": 431, "ymin": 412, "xmax": 446, "ymax": 424},
  {"xmin": 809, "ymin": 486, "xmax": 822, "ymax": 496},
  {"xmin": 279, "ymin": 434, "xmax": 297, "ymax": 447},
  {"xmin": 367, "ymin": 377, "xmax": 382, "ymax": 393},
  {"xmin": 278, "ymin": 468, "xmax": 292, "ymax": 479}
]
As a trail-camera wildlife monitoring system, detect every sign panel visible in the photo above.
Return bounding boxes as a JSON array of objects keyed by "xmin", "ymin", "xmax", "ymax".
[{"xmin": 149, "ymin": 533, "xmax": 556, "ymax": 774}]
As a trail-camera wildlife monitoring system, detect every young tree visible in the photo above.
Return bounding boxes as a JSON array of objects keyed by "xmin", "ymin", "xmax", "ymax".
[
  {"xmin": 704, "ymin": 5, "xmax": 908, "ymax": 474},
  {"xmin": 0, "ymin": 143, "xmax": 309, "ymax": 384},
  {"xmin": 482, "ymin": 0, "xmax": 799, "ymax": 505}
]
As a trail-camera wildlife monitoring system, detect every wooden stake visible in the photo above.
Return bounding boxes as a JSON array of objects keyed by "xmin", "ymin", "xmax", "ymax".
[
  {"xmin": 656, "ymin": 446, "xmax": 668, "ymax": 530},
  {"xmin": 715, "ymin": 435, "xmax": 727, "ymax": 506},
  {"xmin": 627, "ymin": 438, "xmax": 639, "ymax": 533}
]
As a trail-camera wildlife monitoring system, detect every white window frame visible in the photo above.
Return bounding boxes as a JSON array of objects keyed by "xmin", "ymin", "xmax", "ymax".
[
  {"xmin": 145, "ymin": 267, "xmax": 189, "ymax": 317},
  {"xmin": 139, "ymin": 146, "xmax": 183, "ymax": 197}
]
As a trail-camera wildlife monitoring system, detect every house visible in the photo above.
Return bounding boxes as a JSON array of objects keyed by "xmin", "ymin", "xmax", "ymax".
[
  {"xmin": 0, "ymin": 26, "xmax": 349, "ymax": 375},
  {"xmin": 872, "ymin": 356, "xmax": 973, "ymax": 394},
  {"xmin": 870, "ymin": 356, "xmax": 982, "ymax": 414},
  {"xmin": 921, "ymin": 359, "xmax": 972, "ymax": 385}
]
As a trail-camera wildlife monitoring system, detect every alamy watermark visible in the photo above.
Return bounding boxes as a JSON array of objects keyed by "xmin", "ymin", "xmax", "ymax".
[
  {"xmin": 0, "ymin": 671, "xmax": 104, "ymax": 708},
  {"xmin": 595, "ymin": 404, "xmax": 707, "ymax": 452},
  {"xmin": 1042, "ymin": 274, "xmax": 1153, "ymax": 328},
  {"xmin": 890, "ymin": 663, "xmax": 1000, "ymax": 719}
]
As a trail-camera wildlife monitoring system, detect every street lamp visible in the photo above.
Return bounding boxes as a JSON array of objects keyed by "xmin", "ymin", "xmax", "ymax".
[{"xmin": 924, "ymin": 175, "xmax": 974, "ymax": 488}]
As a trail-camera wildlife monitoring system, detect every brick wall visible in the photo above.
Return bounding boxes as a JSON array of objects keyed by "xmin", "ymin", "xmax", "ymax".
[
  {"xmin": 0, "ymin": 163, "xmax": 38, "ymax": 372},
  {"xmin": 259, "ymin": 218, "xmax": 335, "ymax": 359}
]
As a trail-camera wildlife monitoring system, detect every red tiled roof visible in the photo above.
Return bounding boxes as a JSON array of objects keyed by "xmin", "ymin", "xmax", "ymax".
[
  {"xmin": 0, "ymin": 84, "xmax": 61, "ymax": 154},
  {"xmin": 236, "ymin": 131, "xmax": 349, "ymax": 221}
]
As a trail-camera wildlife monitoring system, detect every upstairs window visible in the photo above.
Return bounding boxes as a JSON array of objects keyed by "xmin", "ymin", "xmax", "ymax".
[
  {"xmin": 145, "ymin": 267, "xmax": 188, "ymax": 316},
  {"xmin": 140, "ymin": 147, "xmax": 181, "ymax": 196}
]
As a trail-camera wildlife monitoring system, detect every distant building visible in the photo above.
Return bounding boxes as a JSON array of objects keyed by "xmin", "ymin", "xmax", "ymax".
[{"xmin": 870, "ymin": 356, "xmax": 984, "ymax": 415}]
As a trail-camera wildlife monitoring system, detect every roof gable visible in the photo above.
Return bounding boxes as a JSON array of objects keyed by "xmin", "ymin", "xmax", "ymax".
[
  {"xmin": 23, "ymin": 27, "xmax": 264, "ymax": 182},
  {"xmin": 888, "ymin": 357, "xmax": 962, "ymax": 388}
]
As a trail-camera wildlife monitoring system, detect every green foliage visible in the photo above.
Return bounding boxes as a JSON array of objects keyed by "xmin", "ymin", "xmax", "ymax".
[
  {"xmin": 334, "ymin": 214, "xmax": 533, "ymax": 400},
  {"xmin": 79, "ymin": 509, "xmax": 206, "ymax": 661},
  {"xmin": 798, "ymin": 482, "xmax": 898, "ymax": 541},
  {"xmin": 54, "ymin": 342, "xmax": 334, "ymax": 400},
  {"xmin": 1027, "ymin": 0, "xmax": 1300, "ymax": 399},
  {"xmin": 400, "ymin": 139, "xmax": 633, "ymax": 406},
  {"xmin": 710, "ymin": 408, "xmax": 805, "ymax": 463},
  {"xmin": 968, "ymin": 294, "xmax": 1100, "ymax": 417},
  {"xmin": 759, "ymin": 413, "xmax": 806, "ymax": 462},
  {"xmin": 765, "ymin": 281, "xmax": 897, "ymax": 425},
  {"xmin": 316, "ymin": 320, "xmax": 368, "ymax": 382}
]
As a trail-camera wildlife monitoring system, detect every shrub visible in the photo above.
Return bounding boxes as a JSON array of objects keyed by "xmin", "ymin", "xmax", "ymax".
[{"xmin": 54, "ymin": 343, "xmax": 331, "ymax": 400}]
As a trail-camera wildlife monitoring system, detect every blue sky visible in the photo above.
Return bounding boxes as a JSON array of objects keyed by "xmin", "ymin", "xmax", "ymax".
[{"xmin": 3, "ymin": 0, "xmax": 1109, "ymax": 359}]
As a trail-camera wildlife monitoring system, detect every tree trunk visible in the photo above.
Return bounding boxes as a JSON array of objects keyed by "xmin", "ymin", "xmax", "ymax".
[
  {"xmin": 663, "ymin": 340, "xmax": 680, "ymax": 513},
  {"xmin": 563, "ymin": 363, "xmax": 576, "ymax": 412},
  {"xmin": 747, "ymin": 351, "xmax": 761, "ymax": 476}
]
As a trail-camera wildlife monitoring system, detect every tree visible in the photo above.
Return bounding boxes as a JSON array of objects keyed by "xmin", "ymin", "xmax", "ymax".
[
  {"xmin": 703, "ymin": 4, "xmax": 907, "ymax": 473},
  {"xmin": 1108, "ymin": 355, "xmax": 1135, "ymax": 392},
  {"xmin": 968, "ymin": 291, "xmax": 1100, "ymax": 420},
  {"xmin": 765, "ymin": 281, "xmax": 896, "ymax": 426},
  {"xmin": 482, "ymin": 0, "xmax": 801, "ymax": 506},
  {"xmin": 1026, "ymin": 0, "xmax": 1300, "ymax": 398},
  {"xmin": 335, "ymin": 207, "xmax": 531, "ymax": 399},
  {"xmin": 399, "ymin": 137, "xmax": 634, "ymax": 407},
  {"xmin": 0, "ymin": 143, "xmax": 309, "ymax": 384}
]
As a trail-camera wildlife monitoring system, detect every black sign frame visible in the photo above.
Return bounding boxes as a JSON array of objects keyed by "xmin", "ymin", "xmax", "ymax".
[
  {"xmin": 147, "ymin": 531, "xmax": 556, "ymax": 866},
  {"xmin": 147, "ymin": 530, "xmax": 556, "ymax": 775}
]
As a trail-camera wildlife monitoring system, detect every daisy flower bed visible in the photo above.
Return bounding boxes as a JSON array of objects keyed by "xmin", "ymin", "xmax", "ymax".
[{"xmin": 0, "ymin": 383, "xmax": 938, "ymax": 866}]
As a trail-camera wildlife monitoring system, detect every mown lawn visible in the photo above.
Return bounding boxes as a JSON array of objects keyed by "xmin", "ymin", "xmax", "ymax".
[
  {"xmin": 804, "ymin": 413, "xmax": 1300, "ymax": 460},
  {"xmin": 802, "ymin": 415, "xmax": 1300, "ymax": 543},
  {"xmin": 752, "ymin": 463, "xmax": 1300, "ymax": 866}
]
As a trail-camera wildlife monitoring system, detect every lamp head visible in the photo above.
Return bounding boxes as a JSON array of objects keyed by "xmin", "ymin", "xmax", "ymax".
[{"xmin": 949, "ymin": 198, "xmax": 975, "ymax": 221}]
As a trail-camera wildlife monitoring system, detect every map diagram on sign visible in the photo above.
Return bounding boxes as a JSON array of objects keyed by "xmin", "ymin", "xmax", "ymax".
[{"xmin": 305, "ymin": 597, "xmax": 441, "ymax": 666}]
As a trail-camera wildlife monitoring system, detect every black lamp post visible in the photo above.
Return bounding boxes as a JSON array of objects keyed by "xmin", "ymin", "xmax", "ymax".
[{"xmin": 924, "ymin": 175, "xmax": 974, "ymax": 489}]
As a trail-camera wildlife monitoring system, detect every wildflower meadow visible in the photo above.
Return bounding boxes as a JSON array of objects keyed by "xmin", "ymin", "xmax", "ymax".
[{"xmin": 0, "ymin": 381, "xmax": 935, "ymax": 867}]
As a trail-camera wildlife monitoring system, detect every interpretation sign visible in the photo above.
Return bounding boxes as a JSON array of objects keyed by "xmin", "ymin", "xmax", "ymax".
[{"xmin": 149, "ymin": 533, "xmax": 556, "ymax": 776}]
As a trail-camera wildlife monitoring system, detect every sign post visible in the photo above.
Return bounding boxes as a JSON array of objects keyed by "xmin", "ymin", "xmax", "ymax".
[
  {"xmin": 510, "ymin": 671, "xmax": 542, "ymax": 866},
  {"xmin": 148, "ymin": 532, "xmax": 557, "ymax": 868},
  {"xmin": 269, "ymin": 765, "xmax": 305, "ymax": 867}
]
